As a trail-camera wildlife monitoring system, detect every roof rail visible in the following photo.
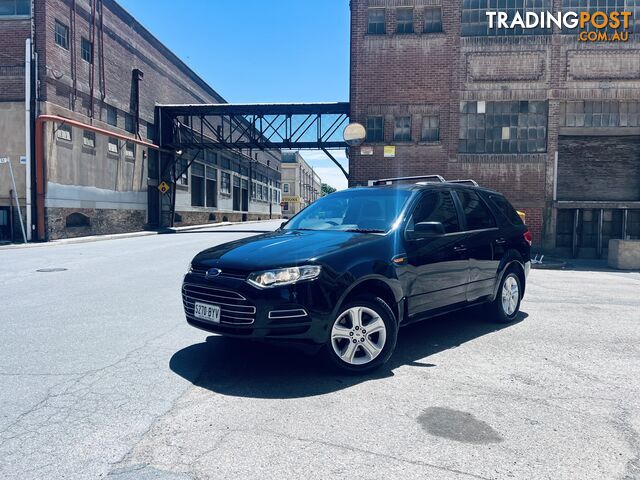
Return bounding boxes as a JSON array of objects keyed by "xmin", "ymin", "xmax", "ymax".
[
  {"xmin": 369, "ymin": 175, "xmax": 446, "ymax": 186},
  {"xmin": 447, "ymin": 179, "xmax": 479, "ymax": 187}
]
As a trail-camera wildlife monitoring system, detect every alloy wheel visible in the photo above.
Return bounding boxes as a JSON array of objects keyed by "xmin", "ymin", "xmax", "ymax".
[
  {"xmin": 501, "ymin": 275, "xmax": 520, "ymax": 316},
  {"xmin": 331, "ymin": 306, "xmax": 387, "ymax": 365}
]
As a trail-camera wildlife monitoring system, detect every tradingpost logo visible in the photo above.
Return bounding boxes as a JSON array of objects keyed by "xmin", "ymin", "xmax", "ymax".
[{"xmin": 486, "ymin": 10, "xmax": 633, "ymax": 42}]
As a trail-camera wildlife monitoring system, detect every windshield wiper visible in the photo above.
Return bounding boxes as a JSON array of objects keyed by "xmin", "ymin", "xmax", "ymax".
[{"xmin": 344, "ymin": 228, "xmax": 386, "ymax": 234}]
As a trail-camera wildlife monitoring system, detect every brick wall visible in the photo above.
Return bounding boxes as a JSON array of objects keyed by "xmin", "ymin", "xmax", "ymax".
[{"xmin": 0, "ymin": 19, "xmax": 29, "ymax": 101}]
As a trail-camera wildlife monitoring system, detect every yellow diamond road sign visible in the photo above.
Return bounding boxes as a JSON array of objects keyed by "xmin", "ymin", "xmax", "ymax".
[{"xmin": 158, "ymin": 181, "xmax": 170, "ymax": 195}]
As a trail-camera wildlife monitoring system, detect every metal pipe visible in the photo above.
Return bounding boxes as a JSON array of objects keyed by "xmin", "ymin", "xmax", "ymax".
[
  {"xmin": 553, "ymin": 151, "xmax": 558, "ymax": 201},
  {"xmin": 34, "ymin": 114, "xmax": 160, "ymax": 241},
  {"xmin": 25, "ymin": 38, "xmax": 32, "ymax": 241}
]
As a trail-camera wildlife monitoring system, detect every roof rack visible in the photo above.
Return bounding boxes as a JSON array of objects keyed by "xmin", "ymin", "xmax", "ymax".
[
  {"xmin": 369, "ymin": 175, "xmax": 446, "ymax": 186},
  {"xmin": 447, "ymin": 179, "xmax": 479, "ymax": 187}
]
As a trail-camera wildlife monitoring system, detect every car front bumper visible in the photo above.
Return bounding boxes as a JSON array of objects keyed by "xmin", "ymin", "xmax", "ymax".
[{"xmin": 182, "ymin": 272, "xmax": 336, "ymax": 345}]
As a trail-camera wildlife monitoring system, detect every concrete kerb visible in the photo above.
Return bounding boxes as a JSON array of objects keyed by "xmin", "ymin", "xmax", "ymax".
[{"xmin": 0, "ymin": 220, "xmax": 277, "ymax": 250}]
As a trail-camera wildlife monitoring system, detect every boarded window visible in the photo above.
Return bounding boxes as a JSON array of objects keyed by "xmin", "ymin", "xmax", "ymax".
[{"xmin": 65, "ymin": 212, "xmax": 90, "ymax": 228}]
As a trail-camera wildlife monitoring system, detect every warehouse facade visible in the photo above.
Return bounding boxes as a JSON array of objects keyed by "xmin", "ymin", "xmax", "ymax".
[
  {"xmin": 0, "ymin": 0, "xmax": 281, "ymax": 242},
  {"xmin": 349, "ymin": 0, "xmax": 640, "ymax": 256}
]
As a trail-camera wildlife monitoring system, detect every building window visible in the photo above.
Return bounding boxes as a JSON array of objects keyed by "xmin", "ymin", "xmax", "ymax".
[
  {"xmin": 81, "ymin": 37, "xmax": 93, "ymax": 64},
  {"xmin": 283, "ymin": 183, "xmax": 290, "ymax": 193},
  {"xmin": 560, "ymin": 101, "xmax": 640, "ymax": 128},
  {"xmin": 459, "ymin": 101, "xmax": 548, "ymax": 154},
  {"xmin": 125, "ymin": 141, "xmax": 135, "ymax": 159},
  {"xmin": 176, "ymin": 158, "xmax": 189, "ymax": 185},
  {"xmin": 396, "ymin": 8, "xmax": 414, "ymax": 34},
  {"xmin": 562, "ymin": 0, "xmax": 640, "ymax": 34},
  {"xmin": 206, "ymin": 167, "xmax": 218, "ymax": 208},
  {"xmin": 461, "ymin": 0, "xmax": 552, "ymax": 36},
  {"xmin": 421, "ymin": 115, "xmax": 440, "ymax": 142},
  {"xmin": 424, "ymin": 7, "xmax": 442, "ymax": 33},
  {"xmin": 146, "ymin": 123, "xmax": 155, "ymax": 141},
  {"xmin": 56, "ymin": 124, "xmax": 72, "ymax": 141},
  {"xmin": 83, "ymin": 130, "xmax": 96, "ymax": 148},
  {"xmin": 283, "ymin": 202, "xmax": 289, "ymax": 211},
  {"xmin": 366, "ymin": 116, "xmax": 384, "ymax": 142},
  {"xmin": 54, "ymin": 20, "xmax": 69, "ymax": 50},
  {"xmin": 0, "ymin": 0, "xmax": 30, "ymax": 16},
  {"xmin": 220, "ymin": 157, "xmax": 231, "ymax": 169},
  {"xmin": 368, "ymin": 8, "xmax": 386, "ymax": 34},
  {"xmin": 124, "ymin": 113, "xmax": 135, "ymax": 134},
  {"xmin": 204, "ymin": 150, "xmax": 217, "ymax": 165},
  {"xmin": 106, "ymin": 105, "xmax": 117, "ymax": 127},
  {"xmin": 191, "ymin": 163, "xmax": 205, "ymax": 207},
  {"xmin": 108, "ymin": 137, "xmax": 119, "ymax": 154},
  {"xmin": 221, "ymin": 172, "xmax": 231, "ymax": 194},
  {"xmin": 394, "ymin": 116, "xmax": 412, "ymax": 142}
]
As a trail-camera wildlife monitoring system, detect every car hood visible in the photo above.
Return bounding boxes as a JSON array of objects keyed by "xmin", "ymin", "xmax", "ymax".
[{"xmin": 192, "ymin": 229, "xmax": 383, "ymax": 271}]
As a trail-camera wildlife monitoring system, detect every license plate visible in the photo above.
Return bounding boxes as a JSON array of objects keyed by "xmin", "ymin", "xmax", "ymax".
[{"xmin": 194, "ymin": 302, "xmax": 221, "ymax": 324}]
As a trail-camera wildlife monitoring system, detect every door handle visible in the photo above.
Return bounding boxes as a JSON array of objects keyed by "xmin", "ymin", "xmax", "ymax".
[
  {"xmin": 495, "ymin": 238, "xmax": 507, "ymax": 245},
  {"xmin": 454, "ymin": 245, "xmax": 467, "ymax": 253}
]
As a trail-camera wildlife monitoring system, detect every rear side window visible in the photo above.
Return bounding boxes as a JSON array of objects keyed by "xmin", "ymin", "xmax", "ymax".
[
  {"xmin": 409, "ymin": 191, "xmax": 460, "ymax": 233},
  {"xmin": 456, "ymin": 190, "xmax": 496, "ymax": 230},
  {"xmin": 489, "ymin": 194, "xmax": 524, "ymax": 226}
]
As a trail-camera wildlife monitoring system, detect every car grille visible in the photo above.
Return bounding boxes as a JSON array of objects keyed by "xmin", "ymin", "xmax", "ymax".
[
  {"xmin": 190, "ymin": 265, "xmax": 247, "ymax": 280},
  {"xmin": 182, "ymin": 282, "xmax": 256, "ymax": 325}
]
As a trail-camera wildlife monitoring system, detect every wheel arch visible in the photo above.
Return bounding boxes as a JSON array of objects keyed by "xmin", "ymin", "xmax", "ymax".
[
  {"xmin": 493, "ymin": 253, "xmax": 526, "ymax": 301},
  {"xmin": 334, "ymin": 275, "xmax": 404, "ymax": 324}
]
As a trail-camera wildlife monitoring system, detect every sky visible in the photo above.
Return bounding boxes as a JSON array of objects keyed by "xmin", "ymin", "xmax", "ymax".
[{"xmin": 118, "ymin": 0, "xmax": 351, "ymax": 190}]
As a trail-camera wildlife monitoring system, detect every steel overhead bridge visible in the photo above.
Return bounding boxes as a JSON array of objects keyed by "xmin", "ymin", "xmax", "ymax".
[{"xmin": 157, "ymin": 102, "xmax": 350, "ymax": 150}]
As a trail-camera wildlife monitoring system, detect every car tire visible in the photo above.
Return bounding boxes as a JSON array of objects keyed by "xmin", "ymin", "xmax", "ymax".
[
  {"xmin": 323, "ymin": 296, "xmax": 398, "ymax": 374},
  {"xmin": 487, "ymin": 269, "xmax": 522, "ymax": 324}
]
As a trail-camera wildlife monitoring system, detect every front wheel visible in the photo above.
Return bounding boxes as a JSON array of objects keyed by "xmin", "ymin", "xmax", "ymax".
[
  {"xmin": 487, "ymin": 270, "xmax": 522, "ymax": 323},
  {"xmin": 324, "ymin": 296, "xmax": 398, "ymax": 374}
]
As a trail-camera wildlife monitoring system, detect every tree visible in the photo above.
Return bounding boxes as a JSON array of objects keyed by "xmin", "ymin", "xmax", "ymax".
[{"xmin": 321, "ymin": 183, "xmax": 337, "ymax": 196}]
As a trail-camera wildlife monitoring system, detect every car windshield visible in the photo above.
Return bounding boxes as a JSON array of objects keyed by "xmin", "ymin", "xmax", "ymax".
[{"xmin": 284, "ymin": 188, "xmax": 412, "ymax": 233}]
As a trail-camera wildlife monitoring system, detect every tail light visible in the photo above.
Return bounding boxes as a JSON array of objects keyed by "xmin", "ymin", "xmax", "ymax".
[{"xmin": 523, "ymin": 230, "xmax": 532, "ymax": 246}]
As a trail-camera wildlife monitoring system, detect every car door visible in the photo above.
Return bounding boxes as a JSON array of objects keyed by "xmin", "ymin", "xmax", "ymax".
[
  {"xmin": 452, "ymin": 189, "xmax": 501, "ymax": 302},
  {"xmin": 402, "ymin": 189, "xmax": 470, "ymax": 316}
]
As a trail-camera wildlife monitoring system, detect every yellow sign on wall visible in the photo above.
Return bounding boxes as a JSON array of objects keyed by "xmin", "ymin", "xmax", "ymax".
[
  {"xmin": 283, "ymin": 196, "xmax": 300, "ymax": 203},
  {"xmin": 384, "ymin": 146, "xmax": 396, "ymax": 158}
]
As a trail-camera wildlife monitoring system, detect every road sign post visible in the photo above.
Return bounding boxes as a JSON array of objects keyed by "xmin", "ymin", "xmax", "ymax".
[{"xmin": 0, "ymin": 157, "xmax": 27, "ymax": 243}]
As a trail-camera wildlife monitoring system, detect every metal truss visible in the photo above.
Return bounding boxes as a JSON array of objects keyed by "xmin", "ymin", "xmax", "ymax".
[{"xmin": 157, "ymin": 102, "xmax": 350, "ymax": 151}]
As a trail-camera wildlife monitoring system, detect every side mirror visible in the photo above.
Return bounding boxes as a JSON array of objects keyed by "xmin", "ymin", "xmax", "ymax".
[
  {"xmin": 280, "ymin": 221, "xmax": 288, "ymax": 230},
  {"xmin": 414, "ymin": 221, "xmax": 446, "ymax": 237}
]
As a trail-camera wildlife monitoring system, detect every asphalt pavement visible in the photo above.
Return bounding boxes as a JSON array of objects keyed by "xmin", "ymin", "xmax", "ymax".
[{"xmin": 1, "ymin": 220, "xmax": 639, "ymax": 480}]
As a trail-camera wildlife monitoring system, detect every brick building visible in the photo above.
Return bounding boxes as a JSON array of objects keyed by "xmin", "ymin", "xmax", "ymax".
[
  {"xmin": 349, "ymin": 0, "xmax": 640, "ymax": 257},
  {"xmin": 0, "ymin": 0, "xmax": 281, "ymax": 242}
]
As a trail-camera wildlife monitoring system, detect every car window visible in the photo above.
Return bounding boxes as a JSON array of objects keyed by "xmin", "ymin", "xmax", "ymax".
[
  {"xmin": 408, "ymin": 190, "xmax": 460, "ymax": 234},
  {"xmin": 489, "ymin": 194, "xmax": 523, "ymax": 226},
  {"xmin": 284, "ymin": 188, "xmax": 412, "ymax": 232},
  {"xmin": 456, "ymin": 190, "xmax": 496, "ymax": 230}
]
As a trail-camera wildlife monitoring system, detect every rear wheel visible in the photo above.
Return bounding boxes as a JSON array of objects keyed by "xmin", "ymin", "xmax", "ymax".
[
  {"xmin": 324, "ymin": 296, "xmax": 398, "ymax": 374},
  {"xmin": 488, "ymin": 270, "xmax": 522, "ymax": 323}
]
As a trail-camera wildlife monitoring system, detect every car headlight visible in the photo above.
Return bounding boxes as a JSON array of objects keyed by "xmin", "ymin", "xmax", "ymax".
[{"xmin": 247, "ymin": 265, "xmax": 321, "ymax": 289}]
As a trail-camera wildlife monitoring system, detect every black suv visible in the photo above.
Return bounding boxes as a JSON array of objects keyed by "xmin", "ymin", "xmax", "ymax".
[{"xmin": 182, "ymin": 176, "xmax": 531, "ymax": 373}]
